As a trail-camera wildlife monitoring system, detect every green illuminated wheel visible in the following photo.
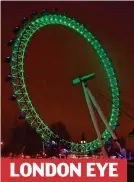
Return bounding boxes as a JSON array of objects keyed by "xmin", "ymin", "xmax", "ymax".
[{"xmin": 9, "ymin": 11, "xmax": 120, "ymax": 153}]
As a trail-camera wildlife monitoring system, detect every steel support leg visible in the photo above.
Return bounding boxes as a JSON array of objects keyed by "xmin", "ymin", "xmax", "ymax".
[
  {"xmin": 81, "ymin": 82, "xmax": 108, "ymax": 158},
  {"xmin": 87, "ymin": 88, "xmax": 122, "ymax": 151}
]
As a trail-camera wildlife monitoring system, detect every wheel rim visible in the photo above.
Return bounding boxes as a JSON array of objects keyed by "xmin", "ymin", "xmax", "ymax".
[{"xmin": 10, "ymin": 13, "xmax": 120, "ymax": 153}]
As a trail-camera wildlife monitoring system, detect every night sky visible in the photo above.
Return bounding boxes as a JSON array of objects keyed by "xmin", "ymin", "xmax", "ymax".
[{"xmin": 1, "ymin": 1, "xmax": 134, "ymax": 145}]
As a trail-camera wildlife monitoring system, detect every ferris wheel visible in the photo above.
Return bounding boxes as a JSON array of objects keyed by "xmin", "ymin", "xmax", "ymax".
[{"xmin": 5, "ymin": 10, "xmax": 121, "ymax": 156}]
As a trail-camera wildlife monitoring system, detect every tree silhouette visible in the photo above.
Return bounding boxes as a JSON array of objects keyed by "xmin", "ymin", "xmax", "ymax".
[
  {"xmin": 128, "ymin": 128, "xmax": 134, "ymax": 136},
  {"xmin": 50, "ymin": 121, "xmax": 70, "ymax": 141},
  {"xmin": 9, "ymin": 120, "xmax": 42, "ymax": 155}
]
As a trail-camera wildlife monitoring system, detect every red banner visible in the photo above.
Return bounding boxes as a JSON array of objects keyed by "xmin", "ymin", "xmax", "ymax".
[{"xmin": 1, "ymin": 159, "xmax": 127, "ymax": 182}]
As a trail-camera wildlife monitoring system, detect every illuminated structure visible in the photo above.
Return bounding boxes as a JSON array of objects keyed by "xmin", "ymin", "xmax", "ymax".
[
  {"xmin": 6, "ymin": 10, "xmax": 120, "ymax": 154},
  {"xmin": 73, "ymin": 74, "xmax": 121, "ymax": 157}
]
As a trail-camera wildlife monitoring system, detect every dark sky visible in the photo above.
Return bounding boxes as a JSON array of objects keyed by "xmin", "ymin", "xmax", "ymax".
[{"xmin": 1, "ymin": 1, "xmax": 134, "ymax": 144}]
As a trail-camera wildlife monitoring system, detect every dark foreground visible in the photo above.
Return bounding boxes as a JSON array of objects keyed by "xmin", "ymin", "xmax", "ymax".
[{"xmin": 128, "ymin": 163, "xmax": 134, "ymax": 182}]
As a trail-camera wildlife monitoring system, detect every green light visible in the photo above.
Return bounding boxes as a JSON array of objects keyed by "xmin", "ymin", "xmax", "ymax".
[
  {"xmin": 73, "ymin": 73, "xmax": 95, "ymax": 85},
  {"xmin": 10, "ymin": 12, "xmax": 120, "ymax": 153}
]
